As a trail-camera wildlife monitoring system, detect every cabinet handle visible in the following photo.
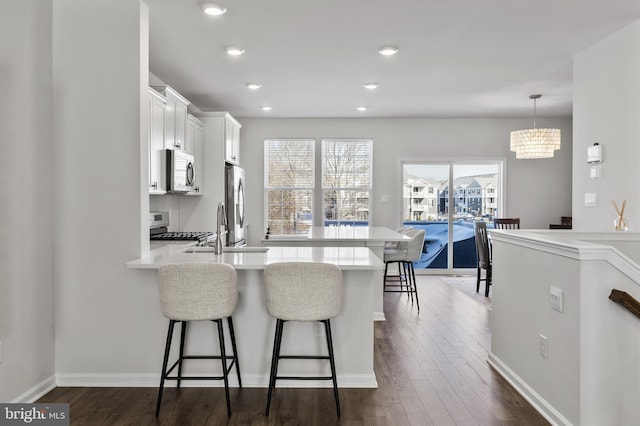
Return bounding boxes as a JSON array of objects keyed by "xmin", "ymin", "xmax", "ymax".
[
  {"xmin": 174, "ymin": 143, "xmax": 181, "ymax": 148},
  {"xmin": 151, "ymin": 181, "xmax": 158, "ymax": 190},
  {"xmin": 232, "ymin": 155, "xmax": 237, "ymax": 161}
]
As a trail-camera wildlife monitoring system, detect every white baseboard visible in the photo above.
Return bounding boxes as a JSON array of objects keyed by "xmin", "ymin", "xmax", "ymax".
[
  {"xmin": 373, "ymin": 312, "xmax": 386, "ymax": 321},
  {"xmin": 11, "ymin": 375, "xmax": 57, "ymax": 403},
  {"xmin": 55, "ymin": 372, "xmax": 377, "ymax": 388},
  {"xmin": 487, "ymin": 353, "xmax": 572, "ymax": 426}
]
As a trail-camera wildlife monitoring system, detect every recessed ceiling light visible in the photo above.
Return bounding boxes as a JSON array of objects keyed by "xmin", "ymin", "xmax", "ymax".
[
  {"xmin": 225, "ymin": 47, "xmax": 245, "ymax": 56},
  {"xmin": 378, "ymin": 46, "xmax": 398, "ymax": 56},
  {"xmin": 246, "ymin": 83, "xmax": 262, "ymax": 90},
  {"xmin": 261, "ymin": 106, "xmax": 272, "ymax": 111},
  {"xmin": 363, "ymin": 82, "xmax": 380, "ymax": 90},
  {"xmin": 202, "ymin": 3, "xmax": 227, "ymax": 16},
  {"xmin": 356, "ymin": 106, "xmax": 368, "ymax": 111}
]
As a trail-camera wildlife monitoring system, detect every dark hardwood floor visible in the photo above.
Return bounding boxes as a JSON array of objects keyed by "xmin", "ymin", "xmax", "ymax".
[{"xmin": 38, "ymin": 276, "xmax": 548, "ymax": 425}]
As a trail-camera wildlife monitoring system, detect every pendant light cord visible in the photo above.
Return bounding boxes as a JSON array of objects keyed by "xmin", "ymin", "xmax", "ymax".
[{"xmin": 533, "ymin": 97, "xmax": 537, "ymax": 129}]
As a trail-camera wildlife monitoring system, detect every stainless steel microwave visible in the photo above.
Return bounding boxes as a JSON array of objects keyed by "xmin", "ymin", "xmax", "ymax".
[{"xmin": 166, "ymin": 149, "xmax": 195, "ymax": 193}]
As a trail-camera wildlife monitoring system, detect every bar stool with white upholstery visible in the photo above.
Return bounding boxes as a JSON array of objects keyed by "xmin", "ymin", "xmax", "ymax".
[
  {"xmin": 383, "ymin": 226, "xmax": 413, "ymax": 286},
  {"xmin": 383, "ymin": 228, "xmax": 425, "ymax": 310},
  {"xmin": 155, "ymin": 263, "xmax": 241, "ymax": 417},
  {"xmin": 263, "ymin": 262, "xmax": 343, "ymax": 417}
]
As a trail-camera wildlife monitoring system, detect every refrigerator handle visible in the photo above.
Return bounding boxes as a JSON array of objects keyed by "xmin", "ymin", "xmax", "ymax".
[{"xmin": 238, "ymin": 177, "xmax": 245, "ymax": 227}]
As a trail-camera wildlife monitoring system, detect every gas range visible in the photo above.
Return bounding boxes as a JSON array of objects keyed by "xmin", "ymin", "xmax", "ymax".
[
  {"xmin": 149, "ymin": 211, "xmax": 214, "ymax": 244},
  {"xmin": 150, "ymin": 230, "xmax": 214, "ymax": 243}
]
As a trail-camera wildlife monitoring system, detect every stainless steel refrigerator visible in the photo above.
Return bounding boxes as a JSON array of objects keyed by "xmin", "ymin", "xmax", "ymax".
[{"xmin": 225, "ymin": 163, "xmax": 246, "ymax": 246}]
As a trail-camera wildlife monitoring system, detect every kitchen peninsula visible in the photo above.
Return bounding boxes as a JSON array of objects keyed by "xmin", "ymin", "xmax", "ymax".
[{"xmin": 127, "ymin": 245, "xmax": 383, "ymax": 388}]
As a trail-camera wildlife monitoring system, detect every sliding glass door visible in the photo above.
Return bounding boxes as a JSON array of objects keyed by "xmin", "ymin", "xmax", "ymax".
[{"xmin": 401, "ymin": 161, "xmax": 503, "ymax": 272}]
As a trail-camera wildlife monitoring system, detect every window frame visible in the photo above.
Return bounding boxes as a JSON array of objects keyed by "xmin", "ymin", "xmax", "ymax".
[
  {"xmin": 321, "ymin": 138, "xmax": 373, "ymax": 226},
  {"xmin": 263, "ymin": 139, "xmax": 316, "ymax": 237}
]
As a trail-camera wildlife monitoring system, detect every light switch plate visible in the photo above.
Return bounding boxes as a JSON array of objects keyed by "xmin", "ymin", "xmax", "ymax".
[
  {"xmin": 585, "ymin": 193, "xmax": 597, "ymax": 207},
  {"xmin": 550, "ymin": 286, "xmax": 563, "ymax": 312},
  {"xmin": 589, "ymin": 165, "xmax": 602, "ymax": 180}
]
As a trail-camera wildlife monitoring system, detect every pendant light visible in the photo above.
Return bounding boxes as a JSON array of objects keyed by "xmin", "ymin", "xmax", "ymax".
[{"xmin": 510, "ymin": 94, "xmax": 561, "ymax": 159}]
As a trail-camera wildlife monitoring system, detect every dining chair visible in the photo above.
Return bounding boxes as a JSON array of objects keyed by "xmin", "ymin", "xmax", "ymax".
[
  {"xmin": 474, "ymin": 222, "xmax": 492, "ymax": 297},
  {"xmin": 493, "ymin": 218, "xmax": 520, "ymax": 229}
]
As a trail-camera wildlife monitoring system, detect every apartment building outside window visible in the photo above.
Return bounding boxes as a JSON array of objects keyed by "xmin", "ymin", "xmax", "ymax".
[{"xmin": 402, "ymin": 161, "xmax": 504, "ymax": 271}]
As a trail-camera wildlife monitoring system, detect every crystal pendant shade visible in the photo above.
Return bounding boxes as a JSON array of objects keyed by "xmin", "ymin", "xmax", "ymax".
[
  {"xmin": 510, "ymin": 94, "xmax": 561, "ymax": 159},
  {"xmin": 510, "ymin": 128, "xmax": 561, "ymax": 159}
]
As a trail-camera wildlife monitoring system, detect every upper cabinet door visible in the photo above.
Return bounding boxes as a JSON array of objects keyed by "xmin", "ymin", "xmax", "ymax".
[
  {"xmin": 174, "ymin": 100, "xmax": 188, "ymax": 151},
  {"xmin": 148, "ymin": 88, "xmax": 167, "ymax": 194},
  {"xmin": 186, "ymin": 114, "xmax": 204, "ymax": 195},
  {"xmin": 152, "ymin": 86, "xmax": 190, "ymax": 151},
  {"xmin": 224, "ymin": 115, "xmax": 241, "ymax": 165}
]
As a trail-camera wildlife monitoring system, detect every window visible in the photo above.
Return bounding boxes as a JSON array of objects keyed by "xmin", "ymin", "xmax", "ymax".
[
  {"xmin": 265, "ymin": 138, "xmax": 373, "ymax": 235},
  {"xmin": 402, "ymin": 161, "xmax": 503, "ymax": 271},
  {"xmin": 264, "ymin": 139, "xmax": 314, "ymax": 236},
  {"xmin": 322, "ymin": 139, "xmax": 372, "ymax": 226}
]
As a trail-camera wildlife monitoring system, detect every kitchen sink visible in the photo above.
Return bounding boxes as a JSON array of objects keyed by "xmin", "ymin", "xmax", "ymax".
[
  {"xmin": 224, "ymin": 246, "xmax": 270, "ymax": 253},
  {"xmin": 182, "ymin": 246, "xmax": 269, "ymax": 253}
]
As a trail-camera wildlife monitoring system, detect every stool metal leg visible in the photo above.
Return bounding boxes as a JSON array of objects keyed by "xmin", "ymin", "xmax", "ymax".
[
  {"xmin": 177, "ymin": 321, "xmax": 187, "ymax": 390},
  {"xmin": 383, "ymin": 261, "xmax": 389, "ymax": 290},
  {"xmin": 215, "ymin": 319, "xmax": 232, "ymax": 417},
  {"xmin": 402, "ymin": 262, "xmax": 410, "ymax": 297},
  {"xmin": 405, "ymin": 262, "xmax": 414, "ymax": 302},
  {"xmin": 156, "ymin": 320, "xmax": 176, "ymax": 417},
  {"xmin": 323, "ymin": 319, "xmax": 341, "ymax": 417},
  {"xmin": 410, "ymin": 262, "xmax": 420, "ymax": 310},
  {"xmin": 227, "ymin": 316, "xmax": 242, "ymax": 388},
  {"xmin": 266, "ymin": 318, "xmax": 284, "ymax": 416}
]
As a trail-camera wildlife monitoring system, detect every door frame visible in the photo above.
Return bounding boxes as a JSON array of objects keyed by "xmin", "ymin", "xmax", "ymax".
[{"xmin": 396, "ymin": 157, "xmax": 506, "ymax": 274}]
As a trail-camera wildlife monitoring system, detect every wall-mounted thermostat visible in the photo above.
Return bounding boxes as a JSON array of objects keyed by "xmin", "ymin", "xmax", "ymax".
[{"xmin": 587, "ymin": 143, "xmax": 602, "ymax": 164}]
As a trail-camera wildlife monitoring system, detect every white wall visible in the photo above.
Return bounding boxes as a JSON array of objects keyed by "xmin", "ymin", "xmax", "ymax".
[
  {"xmin": 0, "ymin": 0, "xmax": 56, "ymax": 402},
  {"xmin": 490, "ymin": 236, "xmax": 581, "ymax": 424},
  {"xmin": 238, "ymin": 117, "xmax": 573, "ymax": 245},
  {"xmin": 573, "ymin": 20, "xmax": 640, "ymax": 231},
  {"xmin": 52, "ymin": 0, "xmax": 167, "ymax": 379},
  {"xmin": 490, "ymin": 231, "xmax": 640, "ymax": 425}
]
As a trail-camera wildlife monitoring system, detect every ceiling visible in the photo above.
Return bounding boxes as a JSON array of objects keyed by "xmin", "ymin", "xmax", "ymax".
[{"xmin": 146, "ymin": 0, "xmax": 640, "ymax": 119}]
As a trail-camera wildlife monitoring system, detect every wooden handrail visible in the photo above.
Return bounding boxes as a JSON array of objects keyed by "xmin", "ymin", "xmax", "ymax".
[{"xmin": 609, "ymin": 289, "xmax": 640, "ymax": 319}]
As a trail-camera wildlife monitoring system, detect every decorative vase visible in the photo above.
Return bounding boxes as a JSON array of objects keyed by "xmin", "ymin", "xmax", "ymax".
[{"xmin": 614, "ymin": 216, "xmax": 628, "ymax": 231}]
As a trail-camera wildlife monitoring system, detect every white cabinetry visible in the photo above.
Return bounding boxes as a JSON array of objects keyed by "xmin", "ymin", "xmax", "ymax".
[
  {"xmin": 186, "ymin": 114, "xmax": 204, "ymax": 195},
  {"xmin": 152, "ymin": 86, "xmax": 189, "ymax": 151},
  {"xmin": 147, "ymin": 85, "xmax": 206, "ymax": 197},
  {"xmin": 148, "ymin": 88, "xmax": 166, "ymax": 194},
  {"xmin": 189, "ymin": 112, "xmax": 242, "ymax": 229},
  {"xmin": 224, "ymin": 114, "xmax": 242, "ymax": 165}
]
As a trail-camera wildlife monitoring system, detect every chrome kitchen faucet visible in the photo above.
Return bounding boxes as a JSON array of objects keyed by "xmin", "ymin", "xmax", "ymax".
[{"xmin": 215, "ymin": 202, "xmax": 227, "ymax": 255}]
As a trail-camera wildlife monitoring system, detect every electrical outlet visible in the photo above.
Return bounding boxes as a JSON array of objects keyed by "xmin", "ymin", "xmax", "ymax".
[
  {"xmin": 314, "ymin": 322, "xmax": 325, "ymax": 337},
  {"xmin": 539, "ymin": 334, "xmax": 548, "ymax": 359}
]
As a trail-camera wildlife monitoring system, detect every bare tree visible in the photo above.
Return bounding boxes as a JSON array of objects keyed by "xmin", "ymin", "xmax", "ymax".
[
  {"xmin": 323, "ymin": 140, "xmax": 371, "ymax": 223},
  {"xmin": 266, "ymin": 140, "xmax": 313, "ymax": 235}
]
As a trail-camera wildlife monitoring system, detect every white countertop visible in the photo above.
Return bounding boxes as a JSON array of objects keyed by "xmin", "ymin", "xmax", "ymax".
[
  {"xmin": 306, "ymin": 226, "xmax": 410, "ymax": 242},
  {"xmin": 127, "ymin": 244, "xmax": 384, "ymax": 270}
]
